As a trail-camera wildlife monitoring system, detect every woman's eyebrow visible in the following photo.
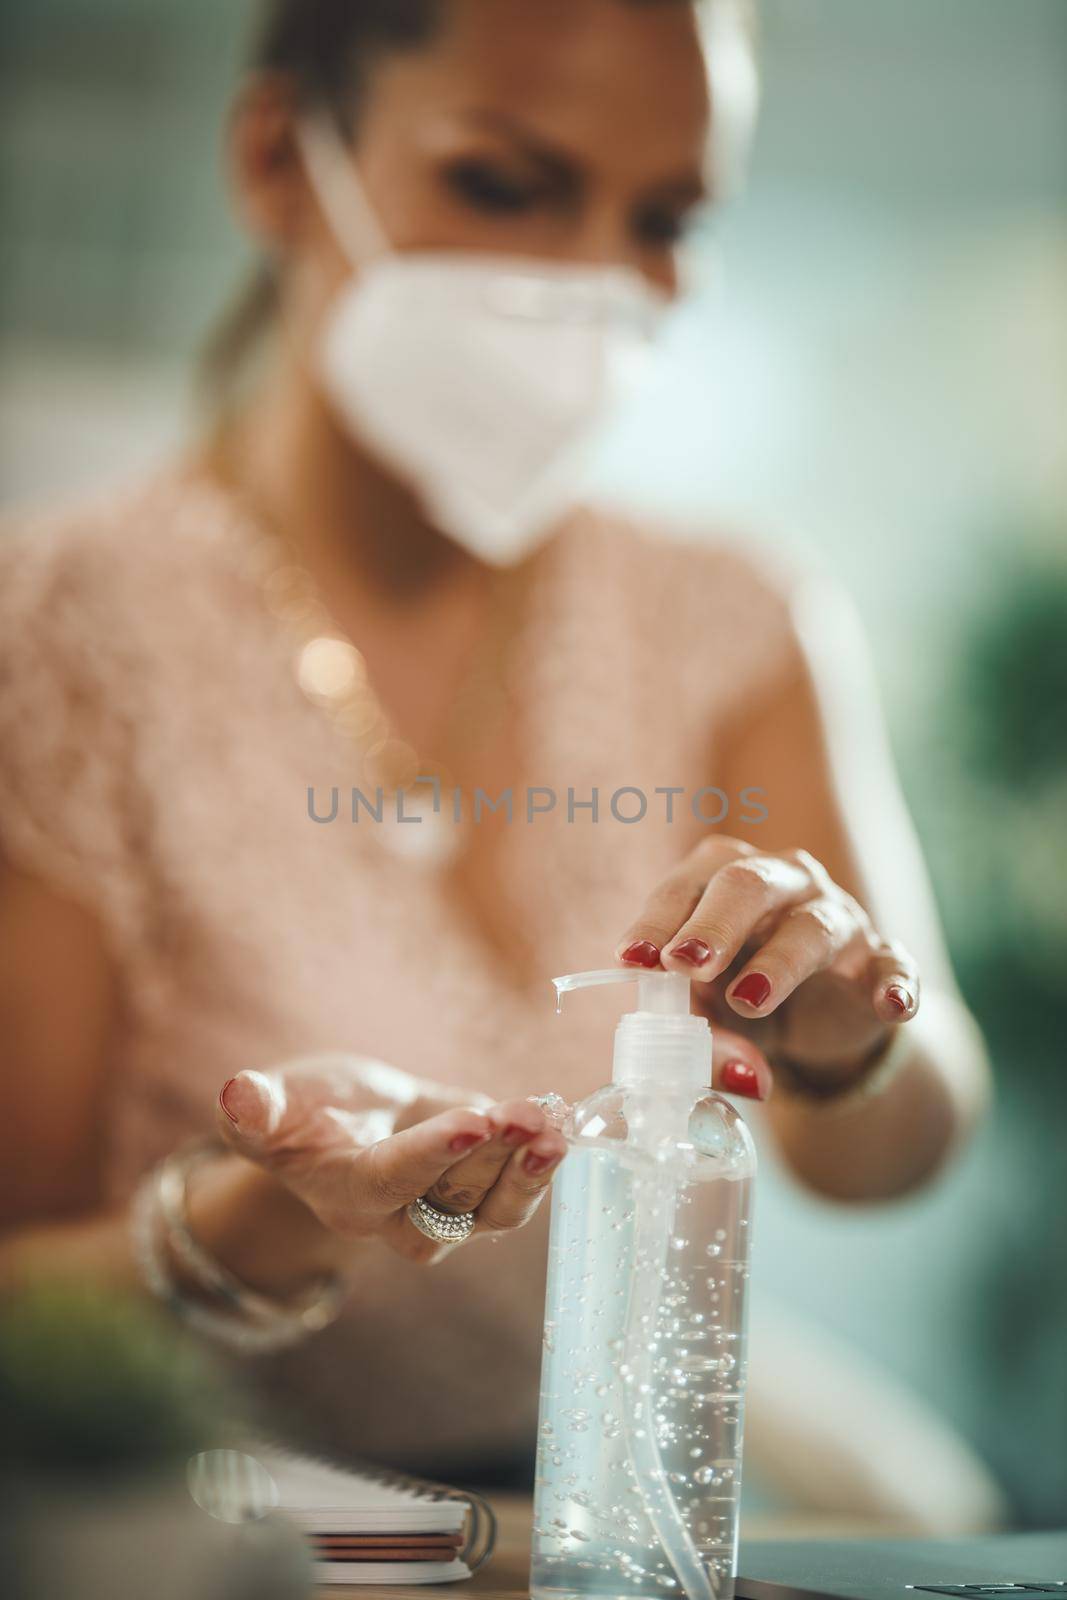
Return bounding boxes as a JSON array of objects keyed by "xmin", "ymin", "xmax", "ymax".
[
  {"xmin": 459, "ymin": 107, "xmax": 580, "ymax": 183},
  {"xmin": 458, "ymin": 107, "xmax": 709, "ymax": 201}
]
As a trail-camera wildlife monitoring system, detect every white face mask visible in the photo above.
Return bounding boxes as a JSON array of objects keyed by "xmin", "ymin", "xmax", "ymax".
[{"xmin": 295, "ymin": 115, "xmax": 674, "ymax": 566}]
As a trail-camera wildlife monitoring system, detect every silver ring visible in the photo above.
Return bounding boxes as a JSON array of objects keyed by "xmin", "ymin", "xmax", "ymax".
[{"xmin": 406, "ymin": 1194, "xmax": 476, "ymax": 1244}]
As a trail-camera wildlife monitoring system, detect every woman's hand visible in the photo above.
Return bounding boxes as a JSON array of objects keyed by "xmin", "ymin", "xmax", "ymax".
[
  {"xmin": 214, "ymin": 1055, "xmax": 567, "ymax": 1264},
  {"xmin": 615, "ymin": 837, "xmax": 920, "ymax": 1101}
]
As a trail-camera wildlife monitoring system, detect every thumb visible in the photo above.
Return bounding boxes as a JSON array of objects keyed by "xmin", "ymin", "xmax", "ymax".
[{"xmin": 217, "ymin": 1069, "xmax": 286, "ymax": 1149}]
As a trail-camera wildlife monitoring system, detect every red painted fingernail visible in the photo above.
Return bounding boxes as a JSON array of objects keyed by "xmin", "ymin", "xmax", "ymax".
[
  {"xmin": 449, "ymin": 1131, "xmax": 486, "ymax": 1153},
  {"xmin": 523, "ymin": 1150, "xmax": 560, "ymax": 1176},
  {"xmin": 669, "ymin": 937, "xmax": 712, "ymax": 967},
  {"xmin": 501, "ymin": 1123, "xmax": 536, "ymax": 1146},
  {"xmin": 732, "ymin": 972, "xmax": 771, "ymax": 1007},
  {"xmin": 219, "ymin": 1079, "xmax": 240, "ymax": 1125},
  {"xmin": 885, "ymin": 984, "xmax": 911, "ymax": 1015},
  {"xmin": 721, "ymin": 1060, "xmax": 765, "ymax": 1100},
  {"xmin": 619, "ymin": 940, "xmax": 661, "ymax": 968}
]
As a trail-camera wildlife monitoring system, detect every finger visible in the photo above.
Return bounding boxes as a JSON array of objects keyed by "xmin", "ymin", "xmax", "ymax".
[
  {"xmin": 866, "ymin": 940, "xmax": 921, "ymax": 1024},
  {"xmin": 613, "ymin": 837, "xmax": 753, "ymax": 968},
  {"xmin": 386, "ymin": 1105, "xmax": 557, "ymax": 1265},
  {"xmin": 475, "ymin": 1130, "xmax": 568, "ymax": 1233},
  {"xmin": 338, "ymin": 1105, "xmax": 495, "ymax": 1221},
  {"xmin": 660, "ymin": 849, "xmax": 823, "ymax": 982},
  {"xmin": 724, "ymin": 895, "xmax": 865, "ymax": 1018},
  {"xmin": 710, "ymin": 1024, "xmax": 774, "ymax": 1102},
  {"xmin": 424, "ymin": 1099, "xmax": 546, "ymax": 1214}
]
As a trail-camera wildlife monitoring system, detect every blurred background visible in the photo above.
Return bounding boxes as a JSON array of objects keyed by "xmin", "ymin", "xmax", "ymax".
[{"xmin": 1, "ymin": 0, "xmax": 1065, "ymax": 1531}]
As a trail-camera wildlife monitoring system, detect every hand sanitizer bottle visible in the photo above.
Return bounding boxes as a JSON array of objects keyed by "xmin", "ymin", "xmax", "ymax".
[{"xmin": 530, "ymin": 969, "xmax": 756, "ymax": 1600}]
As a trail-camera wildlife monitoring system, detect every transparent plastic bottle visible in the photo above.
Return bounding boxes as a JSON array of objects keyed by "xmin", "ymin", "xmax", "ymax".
[{"xmin": 530, "ymin": 969, "xmax": 756, "ymax": 1600}]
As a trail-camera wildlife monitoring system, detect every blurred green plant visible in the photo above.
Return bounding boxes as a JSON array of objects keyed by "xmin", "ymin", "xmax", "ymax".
[
  {"xmin": 908, "ymin": 544, "xmax": 1067, "ymax": 1104},
  {"xmin": 901, "ymin": 535, "xmax": 1067, "ymax": 1524},
  {"xmin": 957, "ymin": 560, "xmax": 1067, "ymax": 789},
  {"xmin": 0, "ymin": 1281, "xmax": 240, "ymax": 1483}
]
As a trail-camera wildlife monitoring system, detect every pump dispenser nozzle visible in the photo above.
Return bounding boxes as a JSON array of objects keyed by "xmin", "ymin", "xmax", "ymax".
[
  {"xmin": 552, "ymin": 966, "xmax": 690, "ymax": 1014},
  {"xmin": 552, "ymin": 967, "xmax": 712, "ymax": 1093}
]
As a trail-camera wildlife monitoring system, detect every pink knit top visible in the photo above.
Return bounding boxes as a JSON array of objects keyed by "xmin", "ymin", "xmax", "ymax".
[{"xmin": 0, "ymin": 464, "xmax": 800, "ymax": 1474}]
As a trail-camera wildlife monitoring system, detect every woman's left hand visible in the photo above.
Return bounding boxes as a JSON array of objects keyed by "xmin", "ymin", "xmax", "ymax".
[{"xmin": 614, "ymin": 836, "xmax": 920, "ymax": 1102}]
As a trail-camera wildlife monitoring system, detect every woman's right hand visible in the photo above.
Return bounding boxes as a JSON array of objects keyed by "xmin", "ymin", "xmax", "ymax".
[{"xmin": 214, "ymin": 1055, "xmax": 567, "ymax": 1263}]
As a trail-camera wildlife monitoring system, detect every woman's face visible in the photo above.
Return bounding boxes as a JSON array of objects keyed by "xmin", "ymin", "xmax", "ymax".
[{"xmin": 235, "ymin": 0, "xmax": 715, "ymax": 334}]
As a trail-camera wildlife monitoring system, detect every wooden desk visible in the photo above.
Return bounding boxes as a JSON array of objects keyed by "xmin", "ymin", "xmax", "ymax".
[{"xmin": 313, "ymin": 1494, "xmax": 906, "ymax": 1599}]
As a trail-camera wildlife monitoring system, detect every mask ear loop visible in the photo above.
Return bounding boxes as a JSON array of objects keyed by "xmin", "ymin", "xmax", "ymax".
[
  {"xmin": 699, "ymin": 0, "xmax": 760, "ymax": 202},
  {"xmin": 294, "ymin": 112, "xmax": 393, "ymax": 267}
]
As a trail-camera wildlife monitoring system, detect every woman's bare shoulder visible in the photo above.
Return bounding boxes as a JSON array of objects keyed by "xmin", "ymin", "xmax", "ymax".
[
  {"xmin": 568, "ymin": 498, "xmax": 810, "ymax": 595},
  {"xmin": 564, "ymin": 498, "xmax": 817, "ymax": 645},
  {"xmin": 0, "ymin": 462, "xmax": 250, "ymax": 683},
  {"xmin": 0, "ymin": 464, "xmax": 194, "ymax": 605}
]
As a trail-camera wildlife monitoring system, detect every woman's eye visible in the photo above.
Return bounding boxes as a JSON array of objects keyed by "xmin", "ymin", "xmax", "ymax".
[
  {"xmin": 634, "ymin": 206, "xmax": 690, "ymax": 248},
  {"xmin": 445, "ymin": 160, "xmax": 539, "ymax": 214}
]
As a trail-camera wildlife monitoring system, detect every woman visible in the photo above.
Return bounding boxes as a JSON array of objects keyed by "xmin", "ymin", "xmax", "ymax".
[{"xmin": 0, "ymin": 0, "xmax": 989, "ymax": 1482}]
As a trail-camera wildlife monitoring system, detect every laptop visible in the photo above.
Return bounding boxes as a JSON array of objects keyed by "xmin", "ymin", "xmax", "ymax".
[{"xmin": 736, "ymin": 1532, "xmax": 1067, "ymax": 1599}]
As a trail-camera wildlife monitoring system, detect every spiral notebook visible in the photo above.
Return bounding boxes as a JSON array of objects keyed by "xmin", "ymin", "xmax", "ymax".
[{"xmin": 253, "ymin": 1444, "xmax": 496, "ymax": 1585}]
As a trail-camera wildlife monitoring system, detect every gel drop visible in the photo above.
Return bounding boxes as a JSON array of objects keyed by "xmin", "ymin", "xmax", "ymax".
[{"xmin": 530, "ymin": 969, "xmax": 756, "ymax": 1600}]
